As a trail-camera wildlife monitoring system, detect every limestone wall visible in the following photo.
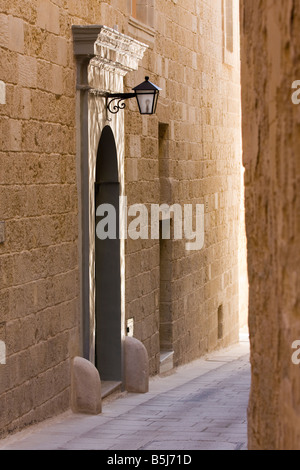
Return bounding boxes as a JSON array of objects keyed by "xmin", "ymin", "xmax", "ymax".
[
  {"xmin": 240, "ymin": 0, "xmax": 300, "ymax": 450},
  {"xmin": 124, "ymin": 0, "xmax": 244, "ymax": 374},
  {"xmin": 0, "ymin": 0, "xmax": 83, "ymax": 436},
  {"xmin": 0, "ymin": 0, "xmax": 245, "ymax": 437}
]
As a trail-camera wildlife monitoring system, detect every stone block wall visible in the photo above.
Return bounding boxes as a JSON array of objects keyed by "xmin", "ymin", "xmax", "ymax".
[
  {"xmin": 0, "ymin": 0, "xmax": 137, "ymax": 438},
  {"xmin": 0, "ymin": 0, "xmax": 83, "ymax": 437},
  {"xmin": 124, "ymin": 0, "xmax": 244, "ymax": 374},
  {"xmin": 0, "ymin": 0, "xmax": 246, "ymax": 437},
  {"xmin": 241, "ymin": 0, "xmax": 300, "ymax": 450}
]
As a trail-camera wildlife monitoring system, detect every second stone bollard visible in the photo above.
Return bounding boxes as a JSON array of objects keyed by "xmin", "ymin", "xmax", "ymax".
[{"xmin": 124, "ymin": 336, "xmax": 149, "ymax": 394}]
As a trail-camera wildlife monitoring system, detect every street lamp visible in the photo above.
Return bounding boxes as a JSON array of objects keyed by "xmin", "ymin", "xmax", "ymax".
[{"xmin": 106, "ymin": 77, "xmax": 161, "ymax": 115}]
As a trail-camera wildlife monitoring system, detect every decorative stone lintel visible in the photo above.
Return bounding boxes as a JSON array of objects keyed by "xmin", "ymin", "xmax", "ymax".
[
  {"xmin": 93, "ymin": 26, "xmax": 148, "ymax": 75},
  {"xmin": 72, "ymin": 25, "xmax": 148, "ymax": 75}
]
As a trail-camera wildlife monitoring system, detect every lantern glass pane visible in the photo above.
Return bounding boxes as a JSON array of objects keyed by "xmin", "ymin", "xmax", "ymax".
[
  {"xmin": 153, "ymin": 92, "xmax": 159, "ymax": 113},
  {"xmin": 136, "ymin": 91, "xmax": 155, "ymax": 114}
]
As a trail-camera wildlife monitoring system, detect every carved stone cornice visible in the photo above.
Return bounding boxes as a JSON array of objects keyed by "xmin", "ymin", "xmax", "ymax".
[
  {"xmin": 72, "ymin": 25, "xmax": 148, "ymax": 74},
  {"xmin": 93, "ymin": 26, "xmax": 148, "ymax": 74}
]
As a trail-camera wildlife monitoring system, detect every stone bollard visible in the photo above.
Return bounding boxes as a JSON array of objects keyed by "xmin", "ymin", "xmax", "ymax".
[
  {"xmin": 71, "ymin": 357, "xmax": 102, "ymax": 414},
  {"xmin": 124, "ymin": 336, "xmax": 149, "ymax": 393}
]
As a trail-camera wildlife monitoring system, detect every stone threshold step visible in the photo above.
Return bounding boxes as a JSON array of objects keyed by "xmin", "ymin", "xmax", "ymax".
[
  {"xmin": 101, "ymin": 381, "xmax": 122, "ymax": 399},
  {"xmin": 159, "ymin": 350, "xmax": 174, "ymax": 374}
]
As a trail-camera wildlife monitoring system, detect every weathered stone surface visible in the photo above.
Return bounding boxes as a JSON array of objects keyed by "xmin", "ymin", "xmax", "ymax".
[
  {"xmin": 124, "ymin": 0, "xmax": 246, "ymax": 378},
  {"xmin": 0, "ymin": 0, "xmax": 246, "ymax": 439},
  {"xmin": 241, "ymin": 0, "xmax": 300, "ymax": 451},
  {"xmin": 124, "ymin": 336, "xmax": 149, "ymax": 393},
  {"xmin": 71, "ymin": 357, "xmax": 101, "ymax": 415}
]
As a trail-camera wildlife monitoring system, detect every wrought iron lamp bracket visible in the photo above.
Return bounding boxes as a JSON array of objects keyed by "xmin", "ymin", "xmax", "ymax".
[
  {"xmin": 87, "ymin": 87, "xmax": 136, "ymax": 121},
  {"xmin": 106, "ymin": 93, "xmax": 136, "ymax": 115}
]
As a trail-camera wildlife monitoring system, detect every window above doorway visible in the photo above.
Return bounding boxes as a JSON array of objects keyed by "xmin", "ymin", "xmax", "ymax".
[
  {"xmin": 130, "ymin": 0, "xmax": 154, "ymax": 28},
  {"xmin": 128, "ymin": 0, "xmax": 155, "ymax": 45}
]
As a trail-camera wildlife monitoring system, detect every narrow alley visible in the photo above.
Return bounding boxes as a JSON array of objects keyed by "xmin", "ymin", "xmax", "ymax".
[{"xmin": 0, "ymin": 337, "xmax": 250, "ymax": 451}]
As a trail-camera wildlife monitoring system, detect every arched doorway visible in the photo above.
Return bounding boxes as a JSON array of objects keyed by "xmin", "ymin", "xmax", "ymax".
[{"xmin": 95, "ymin": 126, "xmax": 122, "ymax": 385}]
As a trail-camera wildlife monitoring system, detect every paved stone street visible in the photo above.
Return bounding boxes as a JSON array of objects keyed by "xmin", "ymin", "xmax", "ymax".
[{"xmin": 0, "ymin": 337, "xmax": 250, "ymax": 451}]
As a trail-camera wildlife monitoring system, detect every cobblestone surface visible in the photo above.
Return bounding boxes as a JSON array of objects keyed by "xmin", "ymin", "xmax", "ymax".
[{"xmin": 0, "ymin": 338, "xmax": 250, "ymax": 450}]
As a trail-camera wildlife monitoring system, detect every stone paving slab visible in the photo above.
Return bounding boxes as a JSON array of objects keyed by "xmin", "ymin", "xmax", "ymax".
[{"xmin": 0, "ymin": 338, "xmax": 250, "ymax": 451}]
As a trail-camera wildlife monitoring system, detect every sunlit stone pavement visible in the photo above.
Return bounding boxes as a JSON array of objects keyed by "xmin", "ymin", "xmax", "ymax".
[{"xmin": 0, "ymin": 336, "xmax": 250, "ymax": 451}]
